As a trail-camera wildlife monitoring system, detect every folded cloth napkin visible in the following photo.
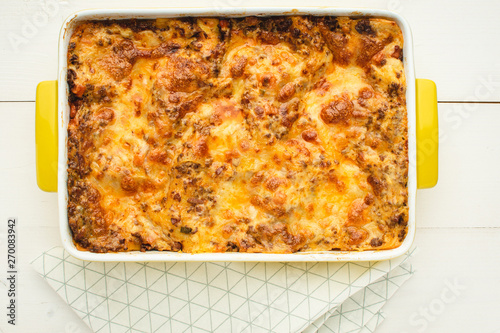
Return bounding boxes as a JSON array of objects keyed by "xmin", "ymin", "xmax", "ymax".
[
  {"xmin": 32, "ymin": 248, "xmax": 413, "ymax": 333},
  {"xmin": 311, "ymin": 262, "xmax": 412, "ymax": 333}
]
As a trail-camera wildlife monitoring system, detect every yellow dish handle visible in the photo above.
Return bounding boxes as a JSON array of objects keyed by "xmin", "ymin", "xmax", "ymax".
[
  {"xmin": 416, "ymin": 79, "xmax": 438, "ymax": 189},
  {"xmin": 35, "ymin": 80, "xmax": 435, "ymax": 191},
  {"xmin": 36, "ymin": 80, "xmax": 58, "ymax": 192}
]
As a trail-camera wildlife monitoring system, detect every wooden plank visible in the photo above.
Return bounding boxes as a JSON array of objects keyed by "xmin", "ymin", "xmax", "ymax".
[
  {"xmin": 417, "ymin": 103, "xmax": 500, "ymax": 228},
  {"xmin": 0, "ymin": 101, "xmax": 86, "ymax": 332},
  {"xmin": 0, "ymin": 102, "xmax": 59, "ymax": 238},
  {"xmin": 1, "ymin": 0, "xmax": 500, "ymax": 101},
  {"xmin": 381, "ymin": 228, "xmax": 500, "ymax": 333}
]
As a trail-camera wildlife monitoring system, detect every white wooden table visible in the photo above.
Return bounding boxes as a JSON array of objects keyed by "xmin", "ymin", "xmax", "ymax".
[{"xmin": 1, "ymin": 1, "xmax": 499, "ymax": 332}]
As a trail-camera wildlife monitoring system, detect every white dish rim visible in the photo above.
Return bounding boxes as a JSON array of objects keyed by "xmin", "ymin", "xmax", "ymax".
[{"xmin": 57, "ymin": 7, "xmax": 416, "ymax": 262}]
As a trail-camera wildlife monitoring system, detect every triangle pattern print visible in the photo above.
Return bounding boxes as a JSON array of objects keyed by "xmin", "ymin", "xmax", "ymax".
[{"xmin": 32, "ymin": 248, "xmax": 414, "ymax": 333}]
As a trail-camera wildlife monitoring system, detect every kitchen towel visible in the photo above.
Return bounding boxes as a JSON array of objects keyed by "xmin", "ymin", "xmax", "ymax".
[{"xmin": 32, "ymin": 247, "xmax": 413, "ymax": 333}]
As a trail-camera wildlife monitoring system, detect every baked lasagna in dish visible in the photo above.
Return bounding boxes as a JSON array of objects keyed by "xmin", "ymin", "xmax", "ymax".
[{"xmin": 66, "ymin": 16, "xmax": 408, "ymax": 253}]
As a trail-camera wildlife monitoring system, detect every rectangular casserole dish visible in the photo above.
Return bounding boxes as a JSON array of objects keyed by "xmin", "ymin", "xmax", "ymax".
[{"xmin": 35, "ymin": 7, "xmax": 438, "ymax": 262}]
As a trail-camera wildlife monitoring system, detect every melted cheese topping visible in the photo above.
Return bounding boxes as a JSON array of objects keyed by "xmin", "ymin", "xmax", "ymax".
[{"xmin": 67, "ymin": 16, "xmax": 408, "ymax": 253}]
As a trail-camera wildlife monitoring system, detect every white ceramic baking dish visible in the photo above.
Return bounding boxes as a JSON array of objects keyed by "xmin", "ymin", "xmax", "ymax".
[{"xmin": 35, "ymin": 7, "xmax": 438, "ymax": 262}]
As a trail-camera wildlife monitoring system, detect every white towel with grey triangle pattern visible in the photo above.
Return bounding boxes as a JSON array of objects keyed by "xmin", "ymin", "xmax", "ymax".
[{"xmin": 31, "ymin": 247, "xmax": 413, "ymax": 333}]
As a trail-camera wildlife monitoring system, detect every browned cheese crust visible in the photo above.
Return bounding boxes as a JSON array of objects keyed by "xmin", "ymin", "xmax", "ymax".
[{"xmin": 66, "ymin": 16, "xmax": 408, "ymax": 253}]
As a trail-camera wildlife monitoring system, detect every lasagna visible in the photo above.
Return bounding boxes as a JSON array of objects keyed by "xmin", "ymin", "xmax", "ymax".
[{"xmin": 66, "ymin": 16, "xmax": 408, "ymax": 253}]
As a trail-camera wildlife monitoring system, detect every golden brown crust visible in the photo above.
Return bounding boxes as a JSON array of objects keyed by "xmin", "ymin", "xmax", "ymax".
[{"xmin": 67, "ymin": 16, "xmax": 408, "ymax": 253}]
